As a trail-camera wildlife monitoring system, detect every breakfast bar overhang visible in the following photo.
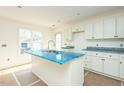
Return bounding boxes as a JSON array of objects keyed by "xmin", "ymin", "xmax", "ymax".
[{"xmin": 26, "ymin": 50, "xmax": 85, "ymax": 86}]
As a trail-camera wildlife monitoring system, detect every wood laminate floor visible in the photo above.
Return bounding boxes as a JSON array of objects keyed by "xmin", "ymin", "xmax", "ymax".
[
  {"xmin": 0, "ymin": 64, "xmax": 47, "ymax": 86},
  {"xmin": 0, "ymin": 64, "xmax": 123, "ymax": 86},
  {"xmin": 84, "ymin": 70, "xmax": 123, "ymax": 86}
]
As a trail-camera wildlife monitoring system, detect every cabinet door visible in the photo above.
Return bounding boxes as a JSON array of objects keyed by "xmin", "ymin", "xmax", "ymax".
[
  {"xmin": 117, "ymin": 16, "xmax": 124, "ymax": 38},
  {"xmin": 63, "ymin": 29, "xmax": 72, "ymax": 41},
  {"xmin": 92, "ymin": 56, "xmax": 103, "ymax": 72},
  {"xmin": 84, "ymin": 56, "xmax": 92, "ymax": 69},
  {"xmin": 103, "ymin": 17, "xmax": 116, "ymax": 38},
  {"xmin": 68, "ymin": 29, "xmax": 72, "ymax": 41},
  {"xmin": 120, "ymin": 61, "xmax": 124, "ymax": 79},
  {"xmin": 104, "ymin": 58, "xmax": 119, "ymax": 77},
  {"xmin": 63, "ymin": 30, "xmax": 68, "ymax": 41},
  {"xmin": 85, "ymin": 24, "xmax": 93, "ymax": 39},
  {"xmin": 93, "ymin": 20, "xmax": 103, "ymax": 39},
  {"xmin": 120, "ymin": 56, "xmax": 124, "ymax": 79}
]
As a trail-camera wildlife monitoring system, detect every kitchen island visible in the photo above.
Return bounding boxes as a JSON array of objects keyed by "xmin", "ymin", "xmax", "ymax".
[{"xmin": 25, "ymin": 50, "xmax": 85, "ymax": 86}]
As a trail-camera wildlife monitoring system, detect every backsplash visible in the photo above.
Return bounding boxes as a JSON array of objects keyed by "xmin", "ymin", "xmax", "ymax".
[
  {"xmin": 86, "ymin": 46, "xmax": 124, "ymax": 52},
  {"xmin": 86, "ymin": 39, "xmax": 124, "ymax": 48}
]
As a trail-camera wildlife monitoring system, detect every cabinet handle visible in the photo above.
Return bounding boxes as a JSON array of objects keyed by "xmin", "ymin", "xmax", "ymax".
[
  {"xmin": 120, "ymin": 62, "xmax": 122, "ymax": 64},
  {"xmin": 114, "ymin": 35, "xmax": 118, "ymax": 37},
  {"xmin": 101, "ymin": 59, "xmax": 105, "ymax": 61},
  {"xmin": 109, "ymin": 55, "xmax": 112, "ymax": 57}
]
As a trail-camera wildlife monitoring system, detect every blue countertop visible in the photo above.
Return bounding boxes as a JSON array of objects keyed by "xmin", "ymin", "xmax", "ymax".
[
  {"xmin": 25, "ymin": 50, "xmax": 84, "ymax": 64},
  {"xmin": 82, "ymin": 47, "xmax": 124, "ymax": 54}
]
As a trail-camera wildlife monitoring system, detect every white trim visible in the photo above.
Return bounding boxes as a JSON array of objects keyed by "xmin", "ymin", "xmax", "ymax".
[
  {"xmin": 84, "ymin": 68, "xmax": 124, "ymax": 82},
  {"xmin": 84, "ymin": 71, "xmax": 89, "ymax": 77},
  {"xmin": 28, "ymin": 79, "xmax": 41, "ymax": 86},
  {"xmin": 12, "ymin": 72, "xmax": 21, "ymax": 86}
]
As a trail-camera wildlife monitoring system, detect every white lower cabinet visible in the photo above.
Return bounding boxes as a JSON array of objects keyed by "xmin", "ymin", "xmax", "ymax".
[
  {"xmin": 120, "ymin": 61, "xmax": 124, "ymax": 79},
  {"xmin": 84, "ymin": 55, "xmax": 92, "ymax": 69},
  {"xmin": 120, "ymin": 55, "xmax": 124, "ymax": 79},
  {"xmin": 92, "ymin": 56, "xmax": 103, "ymax": 72},
  {"xmin": 103, "ymin": 58, "xmax": 119, "ymax": 77},
  {"xmin": 84, "ymin": 51, "xmax": 123, "ymax": 80}
]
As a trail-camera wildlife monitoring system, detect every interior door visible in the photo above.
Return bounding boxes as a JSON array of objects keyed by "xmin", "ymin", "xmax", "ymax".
[{"xmin": 73, "ymin": 32, "xmax": 86, "ymax": 51}]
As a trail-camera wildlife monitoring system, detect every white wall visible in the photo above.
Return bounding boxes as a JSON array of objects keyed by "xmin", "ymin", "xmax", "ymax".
[
  {"xmin": 0, "ymin": 16, "xmax": 52, "ymax": 69},
  {"xmin": 53, "ymin": 8, "xmax": 124, "ymax": 50}
]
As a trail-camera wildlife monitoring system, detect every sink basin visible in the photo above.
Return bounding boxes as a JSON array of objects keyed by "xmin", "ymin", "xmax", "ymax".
[{"xmin": 42, "ymin": 50, "xmax": 61, "ymax": 54}]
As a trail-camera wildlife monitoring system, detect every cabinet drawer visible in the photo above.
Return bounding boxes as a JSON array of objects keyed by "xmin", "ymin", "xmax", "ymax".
[
  {"xmin": 103, "ymin": 53, "xmax": 119, "ymax": 59},
  {"xmin": 91, "ymin": 52, "xmax": 104, "ymax": 57}
]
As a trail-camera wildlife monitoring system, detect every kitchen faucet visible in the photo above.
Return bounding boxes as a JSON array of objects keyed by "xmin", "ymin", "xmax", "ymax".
[{"xmin": 48, "ymin": 40, "xmax": 56, "ymax": 50}]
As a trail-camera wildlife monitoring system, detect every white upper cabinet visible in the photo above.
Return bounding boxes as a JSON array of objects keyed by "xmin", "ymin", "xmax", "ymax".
[
  {"xmin": 117, "ymin": 15, "xmax": 124, "ymax": 38},
  {"xmin": 63, "ymin": 28, "xmax": 73, "ymax": 41},
  {"xmin": 68, "ymin": 29, "xmax": 73, "ymax": 41},
  {"xmin": 93, "ymin": 20, "xmax": 104, "ymax": 39},
  {"xmin": 72, "ymin": 25, "xmax": 84, "ymax": 32},
  {"xmin": 85, "ymin": 23, "xmax": 93, "ymax": 39},
  {"xmin": 84, "ymin": 15, "xmax": 124, "ymax": 39},
  {"xmin": 85, "ymin": 20, "xmax": 103, "ymax": 39},
  {"xmin": 63, "ymin": 30, "xmax": 67, "ymax": 41},
  {"xmin": 103, "ymin": 17, "xmax": 116, "ymax": 38}
]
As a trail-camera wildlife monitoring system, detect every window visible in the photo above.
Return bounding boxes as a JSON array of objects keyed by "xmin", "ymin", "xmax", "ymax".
[
  {"xmin": 19, "ymin": 29, "xmax": 42, "ymax": 52},
  {"xmin": 31, "ymin": 31, "xmax": 42, "ymax": 51},
  {"xmin": 55, "ymin": 33, "xmax": 62, "ymax": 50}
]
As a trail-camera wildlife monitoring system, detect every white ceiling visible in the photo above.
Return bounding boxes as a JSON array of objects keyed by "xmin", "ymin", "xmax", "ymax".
[{"xmin": 0, "ymin": 6, "xmax": 121, "ymax": 28}]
